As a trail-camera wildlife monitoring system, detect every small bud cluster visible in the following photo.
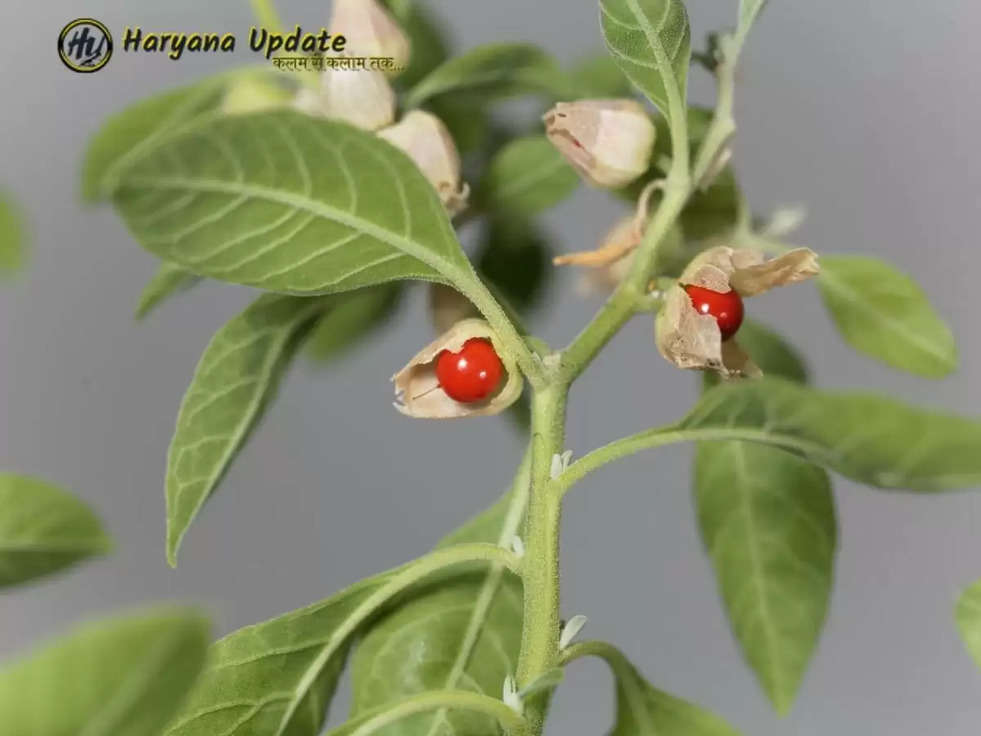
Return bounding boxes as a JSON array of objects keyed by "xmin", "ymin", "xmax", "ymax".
[{"xmin": 293, "ymin": 0, "xmax": 468, "ymax": 215}]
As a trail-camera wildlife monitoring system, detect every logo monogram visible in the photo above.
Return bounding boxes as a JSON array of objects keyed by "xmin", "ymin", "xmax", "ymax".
[{"xmin": 59, "ymin": 18, "xmax": 113, "ymax": 73}]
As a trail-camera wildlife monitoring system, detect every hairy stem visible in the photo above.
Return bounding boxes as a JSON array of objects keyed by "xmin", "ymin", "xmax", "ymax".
[
  {"xmin": 332, "ymin": 690, "xmax": 531, "ymax": 736},
  {"xmin": 515, "ymin": 386, "xmax": 567, "ymax": 732}
]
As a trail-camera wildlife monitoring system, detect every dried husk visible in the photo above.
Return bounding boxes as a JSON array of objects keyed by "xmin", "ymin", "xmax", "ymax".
[
  {"xmin": 378, "ymin": 111, "xmax": 469, "ymax": 215},
  {"xmin": 329, "ymin": 0, "xmax": 412, "ymax": 74},
  {"xmin": 683, "ymin": 245, "xmax": 820, "ymax": 296},
  {"xmin": 655, "ymin": 245, "xmax": 819, "ymax": 378},
  {"xmin": 393, "ymin": 319, "xmax": 523, "ymax": 419},
  {"xmin": 543, "ymin": 99, "xmax": 655, "ymax": 189},
  {"xmin": 428, "ymin": 284, "xmax": 479, "ymax": 334}
]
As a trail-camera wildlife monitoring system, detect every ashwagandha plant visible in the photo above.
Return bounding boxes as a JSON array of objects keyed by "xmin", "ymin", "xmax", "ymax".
[{"xmin": 3, "ymin": 0, "xmax": 981, "ymax": 734}]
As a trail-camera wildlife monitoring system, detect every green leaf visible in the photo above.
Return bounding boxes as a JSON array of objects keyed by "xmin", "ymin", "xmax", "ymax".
[
  {"xmin": 111, "ymin": 111, "xmax": 479, "ymax": 298},
  {"xmin": 704, "ymin": 320, "xmax": 807, "ymax": 389},
  {"xmin": 405, "ymin": 43, "xmax": 574, "ymax": 108},
  {"xmin": 0, "ymin": 607, "xmax": 209, "ymax": 736},
  {"xmin": 574, "ymin": 642, "xmax": 741, "ymax": 735},
  {"xmin": 382, "ymin": 0, "xmax": 451, "ymax": 88},
  {"xmin": 82, "ymin": 75, "xmax": 230, "ymax": 202},
  {"xmin": 569, "ymin": 54, "xmax": 635, "ymax": 97},
  {"xmin": 424, "ymin": 95, "xmax": 492, "ymax": 155},
  {"xmin": 0, "ymin": 473, "xmax": 112, "ymax": 588},
  {"xmin": 135, "ymin": 262, "xmax": 202, "ymax": 320},
  {"xmin": 166, "ymin": 293, "xmax": 328, "ymax": 566},
  {"xmin": 165, "ymin": 576, "xmax": 384, "ymax": 736},
  {"xmin": 166, "ymin": 544, "xmax": 513, "ymax": 736},
  {"xmin": 600, "ymin": 0, "xmax": 691, "ymax": 116},
  {"xmin": 476, "ymin": 219, "xmax": 552, "ymax": 315},
  {"xmin": 682, "ymin": 378, "xmax": 981, "ymax": 492},
  {"xmin": 695, "ymin": 443, "xmax": 834, "ymax": 714},
  {"xmin": 306, "ymin": 286, "xmax": 402, "ymax": 363},
  {"xmin": 474, "ymin": 135, "xmax": 578, "ymax": 219},
  {"xmin": 698, "ymin": 324, "xmax": 834, "ymax": 714},
  {"xmin": 0, "ymin": 194, "xmax": 26, "ymax": 276},
  {"xmin": 739, "ymin": 0, "xmax": 769, "ymax": 34},
  {"xmin": 350, "ymin": 477, "xmax": 528, "ymax": 736},
  {"xmin": 817, "ymin": 255, "xmax": 957, "ymax": 378},
  {"xmin": 956, "ymin": 579, "xmax": 981, "ymax": 670}
]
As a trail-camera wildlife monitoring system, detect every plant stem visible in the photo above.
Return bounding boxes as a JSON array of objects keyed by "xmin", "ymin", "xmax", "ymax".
[
  {"xmin": 515, "ymin": 385, "xmax": 567, "ymax": 732},
  {"xmin": 334, "ymin": 689, "xmax": 532, "ymax": 736},
  {"xmin": 558, "ymin": 179, "xmax": 690, "ymax": 383}
]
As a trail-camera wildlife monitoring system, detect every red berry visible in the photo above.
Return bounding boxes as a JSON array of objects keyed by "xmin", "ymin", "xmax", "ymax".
[
  {"xmin": 436, "ymin": 338, "xmax": 504, "ymax": 403},
  {"xmin": 684, "ymin": 284, "xmax": 744, "ymax": 340}
]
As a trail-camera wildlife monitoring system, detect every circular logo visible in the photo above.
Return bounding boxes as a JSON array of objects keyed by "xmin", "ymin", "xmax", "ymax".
[{"xmin": 58, "ymin": 18, "xmax": 113, "ymax": 73}]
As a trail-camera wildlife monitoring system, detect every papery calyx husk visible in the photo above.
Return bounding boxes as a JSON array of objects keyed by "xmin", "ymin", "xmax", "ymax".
[
  {"xmin": 319, "ymin": 61, "xmax": 397, "ymax": 130},
  {"xmin": 329, "ymin": 0, "xmax": 411, "ymax": 74},
  {"xmin": 656, "ymin": 245, "xmax": 819, "ymax": 378},
  {"xmin": 378, "ymin": 110, "xmax": 469, "ymax": 215},
  {"xmin": 428, "ymin": 284, "xmax": 479, "ymax": 334},
  {"xmin": 543, "ymin": 99, "xmax": 656, "ymax": 189},
  {"xmin": 393, "ymin": 318, "xmax": 523, "ymax": 419}
]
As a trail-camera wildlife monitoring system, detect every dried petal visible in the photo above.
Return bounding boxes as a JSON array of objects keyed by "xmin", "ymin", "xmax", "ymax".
[
  {"xmin": 730, "ymin": 248, "xmax": 820, "ymax": 296},
  {"xmin": 320, "ymin": 62, "xmax": 396, "ymax": 130},
  {"xmin": 555, "ymin": 215, "xmax": 640, "ymax": 268},
  {"xmin": 378, "ymin": 111, "xmax": 469, "ymax": 215},
  {"xmin": 543, "ymin": 99, "xmax": 655, "ymax": 189},
  {"xmin": 329, "ymin": 0, "xmax": 411, "ymax": 73},
  {"xmin": 393, "ymin": 319, "xmax": 523, "ymax": 418},
  {"xmin": 681, "ymin": 245, "xmax": 819, "ymax": 296},
  {"xmin": 655, "ymin": 284, "xmax": 759, "ymax": 378}
]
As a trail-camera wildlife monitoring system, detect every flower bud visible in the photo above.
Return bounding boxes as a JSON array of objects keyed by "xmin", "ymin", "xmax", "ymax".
[
  {"xmin": 319, "ymin": 61, "xmax": 397, "ymax": 130},
  {"xmin": 378, "ymin": 111, "xmax": 469, "ymax": 215},
  {"xmin": 222, "ymin": 77, "xmax": 290, "ymax": 115},
  {"xmin": 543, "ymin": 99, "xmax": 656, "ymax": 189},
  {"xmin": 655, "ymin": 245, "xmax": 819, "ymax": 378},
  {"xmin": 292, "ymin": 87, "xmax": 327, "ymax": 117},
  {"xmin": 393, "ymin": 318, "xmax": 523, "ymax": 419},
  {"xmin": 329, "ymin": 0, "xmax": 411, "ymax": 74}
]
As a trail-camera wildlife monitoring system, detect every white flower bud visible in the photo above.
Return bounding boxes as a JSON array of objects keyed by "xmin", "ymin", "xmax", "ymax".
[
  {"xmin": 222, "ymin": 77, "xmax": 290, "ymax": 116},
  {"xmin": 543, "ymin": 99, "xmax": 656, "ymax": 189},
  {"xmin": 329, "ymin": 0, "xmax": 411, "ymax": 73},
  {"xmin": 319, "ymin": 62, "xmax": 396, "ymax": 131},
  {"xmin": 378, "ymin": 111, "xmax": 469, "ymax": 215}
]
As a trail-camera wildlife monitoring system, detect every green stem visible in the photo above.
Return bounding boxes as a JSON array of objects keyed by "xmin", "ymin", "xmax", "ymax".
[
  {"xmin": 250, "ymin": 0, "xmax": 285, "ymax": 35},
  {"xmin": 558, "ymin": 639, "xmax": 629, "ymax": 669},
  {"xmin": 462, "ymin": 277, "xmax": 547, "ymax": 390},
  {"xmin": 515, "ymin": 386, "xmax": 567, "ymax": 732},
  {"xmin": 330, "ymin": 690, "xmax": 531, "ymax": 736},
  {"xmin": 558, "ymin": 180, "xmax": 690, "ymax": 383},
  {"xmin": 553, "ymin": 424, "xmax": 815, "ymax": 499}
]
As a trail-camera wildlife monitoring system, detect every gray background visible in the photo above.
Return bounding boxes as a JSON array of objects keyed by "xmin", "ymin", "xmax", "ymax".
[{"xmin": 2, "ymin": 0, "xmax": 980, "ymax": 733}]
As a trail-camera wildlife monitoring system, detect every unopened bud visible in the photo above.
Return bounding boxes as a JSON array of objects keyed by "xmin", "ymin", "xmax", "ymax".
[
  {"xmin": 222, "ymin": 76, "xmax": 290, "ymax": 115},
  {"xmin": 378, "ymin": 111, "xmax": 469, "ymax": 215},
  {"xmin": 329, "ymin": 0, "xmax": 411, "ymax": 73},
  {"xmin": 543, "ymin": 99, "xmax": 655, "ymax": 189},
  {"xmin": 319, "ymin": 62, "xmax": 396, "ymax": 130}
]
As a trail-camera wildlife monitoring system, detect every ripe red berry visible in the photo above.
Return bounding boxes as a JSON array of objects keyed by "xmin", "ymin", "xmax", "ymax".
[
  {"xmin": 684, "ymin": 284, "xmax": 745, "ymax": 340},
  {"xmin": 436, "ymin": 338, "xmax": 504, "ymax": 403}
]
